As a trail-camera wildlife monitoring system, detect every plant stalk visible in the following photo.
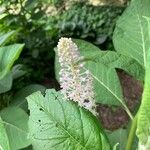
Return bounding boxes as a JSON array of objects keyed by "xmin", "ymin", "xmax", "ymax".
[{"xmin": 125, "ymin": 114, "xmax": 138, "ymax": 150}]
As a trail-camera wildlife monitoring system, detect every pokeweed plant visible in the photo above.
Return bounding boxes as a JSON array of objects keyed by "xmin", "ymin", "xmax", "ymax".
[
  {"xmin": 0, "ymin": 0, "xmax": 150, "ymax": 150},
  {"xmin": 27, "ymin": 37, "xmax": 111, "ymax": 150},
  {"xmin": 24, "ymin": 38, "xmax": 111, "ymax": 149},
  {"xmin": 26, "ymin": 0, "xmax": 150, "ymax": 150}
]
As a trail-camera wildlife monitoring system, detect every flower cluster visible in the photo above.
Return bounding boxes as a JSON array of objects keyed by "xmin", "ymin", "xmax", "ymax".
[{"xmin": 57, "ymin": 37, "xmax": 96, "ymax": 115}]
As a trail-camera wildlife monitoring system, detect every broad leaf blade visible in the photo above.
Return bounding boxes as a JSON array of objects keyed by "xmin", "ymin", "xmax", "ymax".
[
  {"xmin": 0, "ymin": 107, "xmax": 31, "ymax": 150},
  {"xmin": 0, "ymin": 117, "xmax": 10, "ymax": 150},
  {"xmin": 75, "ymin": 39, "xmax": 144, "ymax": 81},
  {"xmin": 113, "ymin": 0, "xmax": 150, "ymax": 67},
  {"xmin": 92, "ymin": 51, "xmax": 144, "ymax": 81},
  {"xmin": 0, "ymin": 44, "xmax": 24, "ymax": 79},
  {"xmin": 85, "ymin": 60, "xmax": 123, "ymax": 106},
  {"xmin": 27, "ymin": 89, "xmax": 110, "ymax": 150}
]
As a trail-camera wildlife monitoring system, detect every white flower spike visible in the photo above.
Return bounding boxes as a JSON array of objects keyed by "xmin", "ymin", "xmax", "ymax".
[{"xmin": 57, "ymin": 37, "xmax": 96, "ymax": 115}]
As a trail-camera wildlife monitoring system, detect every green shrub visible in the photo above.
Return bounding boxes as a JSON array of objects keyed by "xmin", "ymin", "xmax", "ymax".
[{"xmin": 46, "ymin": 2, "xmax": 125, "ymax": 49}]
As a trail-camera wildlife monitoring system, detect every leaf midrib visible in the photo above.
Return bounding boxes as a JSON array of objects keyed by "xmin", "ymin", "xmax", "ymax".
[
  {"xmin": 33, "ymin": 100, "xmax": 88, "ymax": 150},
  {"xmin": 83, "ymin": 66, "xmax": 133, "ymax": 119}
]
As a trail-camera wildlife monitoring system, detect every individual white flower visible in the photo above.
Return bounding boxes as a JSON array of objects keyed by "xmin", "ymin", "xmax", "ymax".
[{"xmin": 57, "ymin": 37, "xmax": 96, "ymax": 115}]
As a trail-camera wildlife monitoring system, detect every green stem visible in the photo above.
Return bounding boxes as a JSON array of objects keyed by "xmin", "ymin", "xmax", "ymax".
[{"xmin": 125, "ymin": 114, "xmax": 138, "ymax": 150}]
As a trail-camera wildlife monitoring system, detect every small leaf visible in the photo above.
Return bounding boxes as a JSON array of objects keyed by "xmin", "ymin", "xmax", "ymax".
[
  {"xmin": 11, "ymin": 64, "xmax": 26, "ymax": 79},
  {"xmin": 0, "ymin": 73, "xmax": 12, "ymax": 94},
  {"xmin": 0, "ymin": 107, "xmax": 31, "ymax": 149},
  {"xmin": 0, "ymin": 44, "xmax": 24, "ymax": 79},
  {"xmin": 0, "ymin": 117, "xmax": 10, "ymax": 150},
  {"xmin": 27, "ymin": 89, "xmax": 110, "ymax": 150}
]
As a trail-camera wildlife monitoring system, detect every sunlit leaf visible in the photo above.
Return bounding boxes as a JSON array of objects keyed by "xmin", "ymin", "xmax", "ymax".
[
  {"xmin": 0, "ymin": 44, "xmax": 24, "ymax": 80},
  {"xmin": 27, "ymin": 89, "xmax": 110, "ymax": 150}
]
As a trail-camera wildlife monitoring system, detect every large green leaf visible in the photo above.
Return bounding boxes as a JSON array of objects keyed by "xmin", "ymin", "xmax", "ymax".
[
  {"xmin": 113, "ymin": 0, "xmax": 150, "ymax": 68},
  {"xmin": 0, "ymin": 44, "xmax": 24, "ymax": 79},
  {"xmin": 75, "ymin": 39, "xmax": 144, "ymax": 81},
  {"xmin": 0, "ymin": 117, "xmax": 10, "ymax": 150},
  {"xmin": 0, "ymin": 31, "xmax": 16, "ymax": 47},
  {"xmin": 75, "ymin": 40, "xmax": 142, "ymax": 117},
  {"xmin": 0, "ymin": 107, "xmax": 31, "ymax": 150},
  {"xmin": 27, "ymin": 89, "xmax": 110, "ymax": 150},
  {"xmin": 136, "ymin": 48, "xmax": 150, "ymax": 149}
]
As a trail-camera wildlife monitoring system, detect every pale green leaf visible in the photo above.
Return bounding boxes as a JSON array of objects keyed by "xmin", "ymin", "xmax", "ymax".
[
  {"xmin": 0, "ymin": 117, "xmax": 10, "ymax": 150},
  {"xmin": 0, "ymin": 107, "xmax": 31, "ymax": 150},
  {"xmin": 27, "ymin": 89, "xmax": 110, "ymax": 150},
  {"xmin": 113, "ymin": 0, "xmax": 150, "ymax": 67},
  {"xmin": 85, "ymin": 60, "xmax": 123, "ymax": 106},
  {"xmin": 0, "ymin": 44, "xmax": 24, "ymax": 79},
  {"xmin": 136, "ymin": 48, "xmax": 150, "ymax": 149}
]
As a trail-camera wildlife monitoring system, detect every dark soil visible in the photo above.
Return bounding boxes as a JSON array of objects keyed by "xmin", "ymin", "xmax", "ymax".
[{"xmin": 97, "ymin": 70, "xmax": 143, "ymax": 131}]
